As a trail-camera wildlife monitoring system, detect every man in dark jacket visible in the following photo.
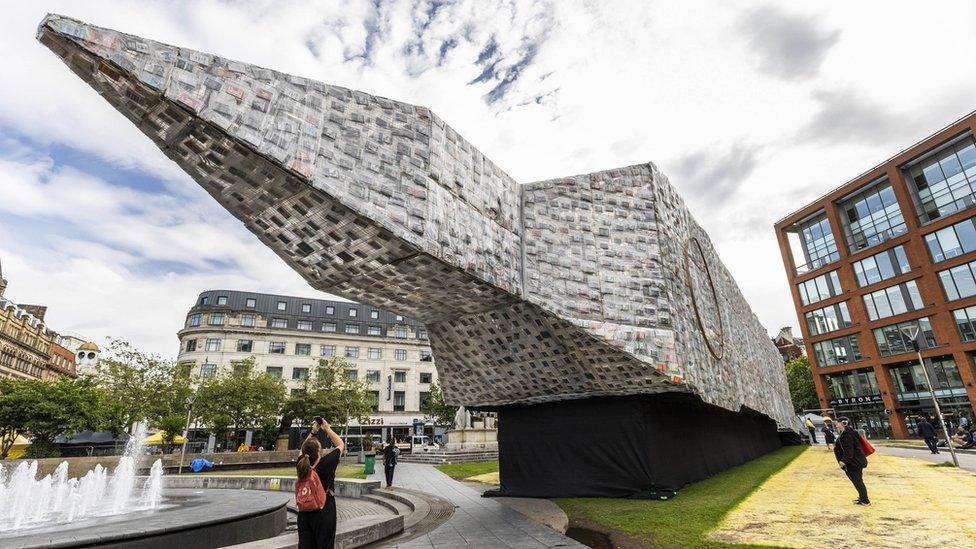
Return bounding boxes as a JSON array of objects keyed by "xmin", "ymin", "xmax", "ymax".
[
  {"xmin": 834, "ymin": 417, "xmax": 869, "ymax": 505},
  {"xmin": 917, "ymin": 416, "xmax": 939, "ymax": 454}
]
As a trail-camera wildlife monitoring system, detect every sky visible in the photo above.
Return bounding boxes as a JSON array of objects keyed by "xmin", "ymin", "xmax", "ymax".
[{"xmin": 2, "ymin": 0, "xmax": 976, "ymax": 358}]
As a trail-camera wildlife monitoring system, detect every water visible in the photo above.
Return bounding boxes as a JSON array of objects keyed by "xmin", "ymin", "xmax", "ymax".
[{"xmin": 0, "ymin": 424, "xmax": 164, "ymax": 531}]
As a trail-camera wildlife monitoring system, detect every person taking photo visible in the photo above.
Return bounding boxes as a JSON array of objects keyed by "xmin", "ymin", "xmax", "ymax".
[{"xmin": 296, "ymin": 417, "xmax": 345, "ymax": 548}]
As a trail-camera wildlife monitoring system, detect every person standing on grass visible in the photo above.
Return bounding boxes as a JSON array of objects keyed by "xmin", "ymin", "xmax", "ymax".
[
  {"xmin": 917, "ymin": 415, "xmax": 939, "ymax": 454},
  {"xmin": 822, "ymin": 419, "xmax": 836, "ymax": 450},
  {"xmin": 296, "ymin": 419, "xmax": 345, "ymax": 549},
  {"xmin": 805, "ymin": 417, "xmax": 818, "ymax": 444},
  {"xmin": 834, "ymin": 417, "xmax": 869, "ymax": 506},
  {"xmin": 382, "ymin": 437, "xmax": 399, "ymax": 489}
]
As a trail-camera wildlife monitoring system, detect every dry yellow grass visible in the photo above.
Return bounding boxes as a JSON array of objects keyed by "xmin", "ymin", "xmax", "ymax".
[
  {"xmin": 710, "ymin": 447, "xmax": 976, "ymax": 548},
  {"xmin": 467, "ymin": 471, "xmax": 500, "ymax": 485}
]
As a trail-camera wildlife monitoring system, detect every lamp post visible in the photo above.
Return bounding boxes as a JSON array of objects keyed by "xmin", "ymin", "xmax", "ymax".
[
  {"xmin": 178, "ymin": 394, "xmax": 196, "ymax": 475},
  {"xmin": 900, "ymin": 325, "xmax": 959, "ymax": 467}
]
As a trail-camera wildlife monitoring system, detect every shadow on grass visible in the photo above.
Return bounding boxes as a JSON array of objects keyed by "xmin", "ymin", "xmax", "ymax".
[{"xmin": 554, "ymin": 445, "xmax": 806, "ymax": 548}]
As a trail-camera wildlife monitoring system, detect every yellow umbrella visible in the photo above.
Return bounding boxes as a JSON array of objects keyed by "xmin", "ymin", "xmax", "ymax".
[
  {"xmin": 144, "ymin": 431, "xmax": 187, "ymax": 445},
  {"xmin": 4, "ymin": 435, "xmax": 31, "ymax": 460}
]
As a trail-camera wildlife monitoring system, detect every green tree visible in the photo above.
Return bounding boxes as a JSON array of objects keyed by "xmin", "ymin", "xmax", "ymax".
[
  {"xmin": 421, "ymin": 381, "xmax": 457, "ymax": 428},
  {"xmin": 157, "ymin": 414, "xmax": 187, "ymax": 453},
  {"xmin": 0, "ymin": 377, "xmax": 104, "ymax": 458},
  {"xmin": 280, "ymin": 357, "xmax": 373, "ymax": 444},
  {"xmin": 0, "ymin": 378, "xmax": 32, "ymax": 458},
  {"xmin": 195, "ymin": 357, "xmax": 286, "ymax": 447},
  {"xmin": 785, "ymin": 356, "xmax": 819, "ymax": 413}
]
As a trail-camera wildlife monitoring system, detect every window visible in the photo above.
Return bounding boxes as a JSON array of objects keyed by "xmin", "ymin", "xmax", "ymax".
[
  {"xmin": 368, "ymin": 391, "xmax": 380, "ymax": 412},
  {"xmin": 418, "ymin": 328, "xmax": 428, "ymax": 340},
  {"xmin": 420, "ymin": 372, "xmax": 432, "ymax": 384},
  {"xmin": 271, "ymin": 318, "xmax": 287, "ymax": 329},
  {"xmin": 393, "ymin": 391, "xmax": 405, "ymax": 412},
  {"xmin": 366, "ymin": 370, "xmax": 381, "ymax": 383},
  {"xmin": 292, "ymin": 367, "xmax": 309, "ymax": 380},
  {"xmin": 189, "ymin": 314, "xmax": 201, "ymax": 327},
  {"xmin": 826, "ymin": 368, "xmax": 880, "ymax": 399},
  {"xmin": 345, "ymin": 324, "xmax": 360, "ymax": 334},
  {"xmin": 862, "ymin": 280, "xmax": 924, "ymax": 321},
  {"xmin": 302, "ymin": 303, "xmax": 312, "ymax": 314},
  {"xmin": 395, "ymin": 349, "xmax": 407, "ymax": 361},
  {"xmin": 925, "ymin": 216, "xmax": 976, "ymax": 262},
  {"xmin": 905, "ymin": 135, "xmax": 976, "ymax": 222},
  {"xmin": 873, "ymin": 317, "xmax": 936, "ymax": 356},
  {"xmin": 797, "ymin": 271, "xmax": 843, "ymax": 306},
  {"xmin": 839, "ymin": 179, "xmax": 906, "ymax": 252},
  {"xmin": 890, "ymin": 358, "xmax": 965, "ymax": 400},
  {"xmin": 245, "ymin": 297, "xmax": 256, "ymax": 308},
  {"xmin": 297, "ymin": 320, "xmax": 312, "ymax": 331},
  {"xmin": 269, "ymin": 341, "xmax": 285, "ymax": 354},
  {"xmin": 345, "ymin": 346, "xmax": 359, "ymax": 359},
  {"xmin": 185, "ymin": 339, "xmax": 197, "ymax": 352},
  {"xmin": 953, "ymin": 305, "xmax": 976, "ymax": 342},
  {"xmin": 420, "ymin": 391, "xmax": 431, "ymax": 409},
  {"xmin": 216, "ymin": 295, "xmax": 228, "ymax": 305},
  {"xmin": 205, "ymin": 338, "xmax": 221, "ymax": 351},
  {"xmin": 266, "ymin": 366, "xmax": 282, "ymax": 379},
  {"xmin": 804, "ymin": 302, "xmax": 852, "ymax": 336},
  {"xmin": 852, "ymin": 245, "xmax": 911, "ymax": 287},
  {"xmin": 348, "ymin": 308, "xmax": 358, "ymax": 318},
  {"xmin": 395, "ymin": 315, "xmax": 403, "ymax": 321},
  {"xmin": 322, "ymin": 322, "xmax": 336, "ymax": 333},
  {"xmin": 812, "ymin": 335, "xmax": 862, "ymax": 367},
  {"xmin": 395, "ymin": 327, "xmax": 408, "ymax": 339},
  {"xmin": 236, "ymin": 339, "xmax": 253, "ymax": 352},
  {"xmin": 370, "ymin": 310, "xmax": 379, "ymax": 319},
  {"xmin": 241, "ymin": 314, "xmax": 256, "ymax": 327},
  {"xmin": 797, "ymin": 214, "xmax": 840, "ymax": 272},
  {"xmin": 394, "ymin": 370, "xmax": 407, "ymax": 382},
  {"xmin": 344, "ymin": 369, "xmax": 358, "ymax": 380},
  {"xmin": 277, "ymin": 301, "xmax": 287, "ymax": 311},
  {"xmin": 367, "ymin": 325, "xmax": 382, "ymax": 336},
  {"xmin": 938, "ymin": 259, "xmax": 976, "ymax": 301},
  {"xmin": 209, "ymin": 313, "xmax": 225, "ymax": 326},
  {"xmin": 200, "ymin": 363, "xmax": 216, "ymax": 379},
  {"xmin": 295, "ymin": 343, "xmax": 311, "ymax": 356},
  {"xmin": 200, "ymin": 296, "xmax": 210, "ymax": 305},
  {"xmin": 368, "ymin": 348, "xmax": 382, "ymax": 360},
  {"xmin": 320, "ymin": 345, "xmax": 336, "ymax": 357},
  {"xmin": 326, "ymin": 305, "xmax": 335, "ymax": 315}
]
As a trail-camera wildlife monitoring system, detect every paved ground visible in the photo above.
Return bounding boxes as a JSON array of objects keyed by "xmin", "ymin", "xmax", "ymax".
[
  {"xmin": 875, "ymin": 444, "xmax": 976, "ymax": 472},
  {"xmin": 368, "ymin": 462, "xmax": 584, "ymax": 548},
  {"xmin": 710, "ymin": 445, "xmax": 976, "ymax": 548}
]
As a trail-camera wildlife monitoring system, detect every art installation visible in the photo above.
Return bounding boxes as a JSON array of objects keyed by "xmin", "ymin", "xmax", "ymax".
[{"xmin": 39, "ymin": 14, "xmax": 796, "ymax": 497}]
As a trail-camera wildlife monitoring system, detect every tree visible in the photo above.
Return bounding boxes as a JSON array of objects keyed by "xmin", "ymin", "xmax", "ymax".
[
  {"xmin": 195, "ymin": 357, "xmax": 286, "ymax": 447},
  {"xmin": 785, "ymin": 356, "xmax": 819, "ymax": 413},
  {"xmin": 157, "ymin": 414, "xmax": 187, "ymax": 453},
  {"xmin": 0, "ymin": 377, "xmax": 104, "ymax": 458},
  {"xmin": 280, "ymin": 357, "xmax": 373, "ymax": 444},
  {"xmin": 421, "ymin": 381, "xmax": 458, "ymax": 428}
]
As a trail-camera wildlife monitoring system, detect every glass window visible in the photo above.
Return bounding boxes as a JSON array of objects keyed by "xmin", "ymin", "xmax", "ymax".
[
  {"xmin": 236, "ymin": 339, "xmax": 253, "ymax": 352},
  {"xmin": 200, "ymin": 296, "xmax": 209, "ymax": 305},
  {"xmin": 393, "ymin": 391, "xmax": 405, "ymax": 412},
  {"xmin": 292, "ymin": 367, "xmax": 309, "ymax": 380},
  {"xmin": 205, "ymin": 338, "xmax": 221, "ymax": 351},
  {"xmin": 297, "ymin": 320, "xmax": 312, "ymax": 331},
  {"xmin": 266, "ymin": 366, "xmax": 282, "ymax": 379},
  {"xmin": 797, "ymin": 271, "xmax": 842, "ymax": 305},
  {"xmin": 322, "ymin": 322, "xmax": 336, "ymax": 333},
  {"xmin": 873, "ymin": 317, "xmax": 936, "ymax": 356},
  {"xmin": 370, "ymin": 310, "xmax": 379, "ymax": 319},
  {"xmin": 937, "ymin": 259, "xmax": 976, "ymax": 301},
  {"xmin": 840, "ymin": 179, "xmax": 907, "ymax": 252},
  {"xmin": 271, "ymin": 318, "xmax": 287, "ymax": 329},
  {"xmin": 368, "ymin": 348, "xmax": 382, "ymax": 359},
  {"xmin": 420, "ymin": 372, "xmax": 432, "ymax": 383},
  {"xmin": 394, "ymin": 370, "xmax": 407, "ymax": 382},
  {"xmin": 277, "ymin": 301, "xmax": 287, "ymax": 311},
  {"xmin": 369, "ymin": 391, "xmax": 380, "ymax": 412},
  {"xmin": 185, "ymin": 339, "xmax": 197, "ymax": 352},
  {"xmin": 344, "ymin": 369, "xmax": 358, "ymax": 380},
  {"xmin": 320, "ymin": 344, "xmax": 336, "ymax": 357},
  {"xmin": 209, "ymin": 313, "xmax": 225, "ymax": 326},
  {"xmin": 812, "ymin": 335, "xmax": 862, "ymax": 367},
  {"xmin": 241, "ymin": 314, "xmax": 256, "ymax": 327},
  {"xmin": 804, "ymin": 302, "xmax": 852, "ymax": 336},
  {"xmin": 326, "ymin": 305, "xmax": 335, "ymax": 315},
  {"xmin": 366, "ymin": 370, "xmax": 381, "ymax": 383},
  {"xmin": 302, "ymin": 303, "xmax": 311, "ymax": 314},
  {"xmin": 905, "ymin": 136, "xmax": 976, "ymax": 222},
  {"xmin": 418, "ymin": 329, "xmax": 428, "ymax": 340},
  {"xmin": 420, "ymin": 391, "xmax": 431, "ymax": 409},
  {"xmin": 926, "ymin": 217, "xmax": 976, "ymax": 262},
  {"xmin": 216, "ymin": 295, "xmax": 228, "ymax": 305},
  {"xmin": 348, "ymin": 308, "xmax": 358, "ymax": 318},
  {"xmin": 420, "ymin": 350, "xmax": 432, "ymax": 361},
  {"xmin": 797, "ymin": 214, "xmax": 840, "ymax": 272},
  {"xmin": 953, "ymin": 305, "xmax": 976, "ymax": 342},
  {"xmin": 862, "ymin": 280, "xmax": 924, "ymax": 321},
  {"xmin": 345, "ymin": 324, "xmax": 360, "ymax": 334},
  {"xmin": 189, "ymin": 314, "xmax": 201, "ymax": 327},
  {"xmin": 826, "ymin": 368, "xmax": 880, "ymax": 399},
  {"xmin": 295, "ymin": 343, "xmax": 311, "ymax": 356},
  {"xmin": 245, "ymin": 297, "xmax": 256, "ymax": 308},
  {"xmin": 396, "ymin": 315, "xmax": 403, "ymax": 321},
  {"xmin": 269, "ymin": 341, "xmax": 285, "ymax": 354},
  {"xmin": 395, "ymin": 349, "xmax": 407, "ymax": 361},
  {"xmin": 200, "ymin": 363, "xmax": 216, "ymax": 379},
  {"xmin": 395, "ymin": 327, "xmax": 408, "ymax": 339},
  {"xmin": 367, "ymin": 326, "xmax": 382, "ymax": 336},
  {"xmin": 345, "ymin": 346, "xmax": 359, "ymax": 359}
]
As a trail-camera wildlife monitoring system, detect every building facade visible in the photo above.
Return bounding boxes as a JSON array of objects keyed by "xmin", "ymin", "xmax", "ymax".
[
  {"xmin": 61, "ymin": 334, "xmax": 101, "ymax": 377},
  {"xmin": 176, "ymin": 290, "xmax": 438, "ymax": 440},
  {"xmin": 772, "ymin": 327, "xmax": 805, "ymax": 362},
  {"xmin": 776, "ymin": 112, "xmax": 976, "ymax": 439}
]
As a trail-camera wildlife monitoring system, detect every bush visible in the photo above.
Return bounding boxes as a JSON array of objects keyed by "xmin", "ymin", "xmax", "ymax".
[{"xmin": 22, "ymin": 438, "xmax": 61, "ymax": 459}]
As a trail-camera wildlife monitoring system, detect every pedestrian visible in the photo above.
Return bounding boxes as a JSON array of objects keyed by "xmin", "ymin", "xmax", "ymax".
[
  {"xmin": 310, "ymin": 416, "xmax": 330, "ymax": 449},
  {"xmin": 805, "ymin": 417, "xmax": 818, "ymax": 444},
  {"xmin": 917, "ymin": 415, "xmax": 939, "ymax": 454},
  {"xmin": 383, "ymin": 437, "xmax": 399, "ymax": 489},
  {"xmin": 961, "ymin": 414, "xmax": 970, "ymax": 429},
  {"xmin": 822, "ymin": 419, "xmax": 836, "ymax": 449},
  {"xmin": 834, "ymin": 417, "xmax": 869, "ymax": 506},
  {"xmin": 296, "ymin": 419, "xmax": 344, "ymax": 549}
]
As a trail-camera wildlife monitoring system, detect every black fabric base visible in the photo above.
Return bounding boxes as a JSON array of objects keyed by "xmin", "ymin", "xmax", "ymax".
[{"xmin": 495, "ymin": 393, "xmax": 784, "ymax": 498}]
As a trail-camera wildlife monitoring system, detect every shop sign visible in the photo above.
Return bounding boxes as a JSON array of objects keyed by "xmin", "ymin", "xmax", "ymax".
[{"xmin": 829, "ymin": 394, "xmax": 883, "ymax": 407}]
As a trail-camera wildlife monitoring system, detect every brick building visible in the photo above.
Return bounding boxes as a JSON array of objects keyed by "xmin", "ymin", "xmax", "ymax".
[{"xmin": 776, "ymin": 112, "xmax": 976, "ymax": 438}]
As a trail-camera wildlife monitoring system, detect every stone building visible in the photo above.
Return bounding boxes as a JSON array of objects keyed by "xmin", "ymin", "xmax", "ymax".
[
  {"xmin": 177, "ymin": 290, "xmax": 439, "ymax": 441},
  {"xmin": 772, "ymin": 327, "xmax": 805, "ymax": 362},
  {"xmin": 61, "ymin": 334, "xmax": 102, "ymax": 377}
]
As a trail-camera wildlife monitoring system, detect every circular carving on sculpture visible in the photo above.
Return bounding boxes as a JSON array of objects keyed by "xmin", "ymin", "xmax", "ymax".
[{"xmin": 684, "ymin": 236, "xmax": 725, "ymax": 360}]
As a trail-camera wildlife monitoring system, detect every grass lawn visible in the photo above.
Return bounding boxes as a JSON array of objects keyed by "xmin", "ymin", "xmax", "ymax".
[
  {"xmin": 208, "ymin": 465, "xmax": 367, "ymax": 479},
  {"xmin": 435, "ymin": 460, "xmax": 499, "ymax": 480},
  {"xmin": 554, "ymin": 446, "xmax": 806, "ymax": 548}
]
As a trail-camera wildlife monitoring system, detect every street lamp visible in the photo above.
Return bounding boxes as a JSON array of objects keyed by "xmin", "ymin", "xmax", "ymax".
[
  {"xmin": 177, "ymin": 393, "xmax": 196, "ymax": 475},
  {"xmin": 899, "ymin": 325, "xmax": 959, "ymax": 467}
]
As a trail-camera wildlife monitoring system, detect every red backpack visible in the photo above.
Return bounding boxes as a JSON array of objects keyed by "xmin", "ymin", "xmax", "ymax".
[{"xmin": 295, "ymin": 457, "xmax": 327, "ymax": 512}]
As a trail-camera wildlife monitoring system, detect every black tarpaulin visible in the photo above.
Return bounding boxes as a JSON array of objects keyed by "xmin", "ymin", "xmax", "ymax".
[{"xmin": 495, "ymin": 393, "xmax": 783, "ymax": 498}]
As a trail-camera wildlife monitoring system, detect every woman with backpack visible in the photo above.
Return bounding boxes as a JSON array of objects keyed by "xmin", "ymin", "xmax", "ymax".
[{"xmin": 296, "ymin": 419, "xmax": 344, "ymax": 549}]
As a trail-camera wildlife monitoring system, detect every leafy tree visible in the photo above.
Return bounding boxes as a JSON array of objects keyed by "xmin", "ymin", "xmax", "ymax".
[
  {"xmin": 0, "ymin": 378, "xmax": 32, "ymax": 459},
  {"xmin": 785, "ymin": 356, "xmax": 819, "ymax": 413},
  {"xmin": 157, "ymin": 414, "xmax": 187, "ymax": 453},
  {"xmin": 280, "ymin": 357, "xmax": 373, "ymax": 444},
  {"xmin": 0, "ymin": 377, "xmax": 103, "ymax": 458},
  {"xmin": 195, "ymin": 357, "xmax": 286, "ymax": 447},
  {"xmin": 421, "ymin": 381, "xmax": 458, "ymax": 428}
]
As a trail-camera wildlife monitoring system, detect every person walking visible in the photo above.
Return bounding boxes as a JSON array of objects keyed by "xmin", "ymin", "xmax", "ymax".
[
  {"xmin": 805, "ymin": 417, "xmax": 818, "ymax": 444},
  {"xmin": 822, "ymin": 419, "xmax": 836, "ymax": 449},
  {"xmin": 382, "ymin": 437, "xmax": 399, "ymax": 489},
  {"xmin": 296, "ymin": 419, "xmax": 345, "ymax": 549},
  {"xmin": 834, "ymin": 417, "xmax": 869, "ymax": 506},
  {"xmin": 917, "ymin": 415, "xmax": 939, "ymax": 454}
]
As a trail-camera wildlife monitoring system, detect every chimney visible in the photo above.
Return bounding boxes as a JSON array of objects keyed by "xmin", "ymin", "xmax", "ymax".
[
  {"xmin": 778, "ymin": 326, "xmax": 794, "ymax": 340},
  {"xmin": 0, "ymin": 257, "xmax": 6, "ymax": 297}
]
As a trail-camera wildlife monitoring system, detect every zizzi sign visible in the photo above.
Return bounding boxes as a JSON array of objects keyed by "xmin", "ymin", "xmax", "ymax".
[{"xmin": 829, "ymin": 395, "xmax": 883, "ymax": 406}]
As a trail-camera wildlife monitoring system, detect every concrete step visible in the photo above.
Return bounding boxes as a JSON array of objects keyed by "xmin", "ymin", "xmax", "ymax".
[{"xmin": 399, "ymin": 451, "xmax": 498, "ymax": 464}]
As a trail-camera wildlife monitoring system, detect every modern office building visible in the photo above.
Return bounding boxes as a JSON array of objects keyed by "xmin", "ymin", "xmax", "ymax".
[
  {"xmin": 176, "ymin": 290, "xmax": 439, "ymax": 441},
  {"xmin": 776, "ymin": 112, "xmax": 976, "ymax": 439}
]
